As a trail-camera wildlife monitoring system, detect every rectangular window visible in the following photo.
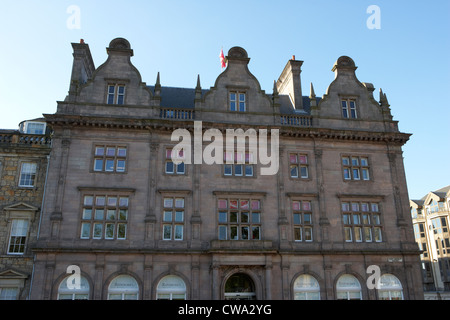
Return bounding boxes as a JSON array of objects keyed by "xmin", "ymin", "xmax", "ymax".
[
  {"xmin": 217, "ymin": 198, "xmax": 261, "ymax": 240},
  {"xmin": 342, "ymin": 99, "xmax": 357, "ymax": 119},
  {"xmin": 289, "ymin": 153, "xmax": 309, "ymax": 179},
  {"xmin": 165, "ymin": 148, "xmax": 186, "ymax": 175},
  {"xmin": 93, "ymin": 145, "xmax": 127, "ymax": 173},
  {"xmin": 162, "ymin": 197, "xmax": 185, "ymax": 240},
  {"xmin": 107, "ymin": 84, "xmax": 126, "ymax": 105},
  {"xmin": 230, "ymin": 92, "xmax": 246, "ymax": 112},
  {"xmin": 292, "ymin": 200, "xmax": 313, "ymax": 242},
  {"xmin": 342, "ymin": 201, "xmax": 382, "ymax": 243},
  {"xmin": 25, "ymin": 122, "xmax": 46, "ymax": 134},
  {"xmin": 8, "ymin": 219, "xmax": 29, "ymax": 254},
  {"xmin": 342, "ymin": 156, "xmax": 370, "ymax": 181},
  {"xmin": 18, "ymin": 162, "xmax": 37, "ymax": 187},
  {"xmin": 80, "ymin": 194, "xmax": 128, "ymax": 240},
  {"xmin": 224, "ymin": 151, "xmax": 254, "ymax": 177}
]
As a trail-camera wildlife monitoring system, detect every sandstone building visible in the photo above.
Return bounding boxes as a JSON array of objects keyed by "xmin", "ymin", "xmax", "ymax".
[
  {"xmin": 28, "ymin": 38, "xmax": 423, "ymax": 300},
  {"xmin": 410, "ymin": 185, "xmax": 450, "ymax": 299},
  {"xmin": 0, "ymin": 119, "xmax": 51, "ymax": 299}
]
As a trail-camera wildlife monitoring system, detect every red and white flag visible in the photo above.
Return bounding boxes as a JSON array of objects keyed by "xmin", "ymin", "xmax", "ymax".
[{"xmin": 220, "ymin": 48, "xmax": 226, "ymax": 69}]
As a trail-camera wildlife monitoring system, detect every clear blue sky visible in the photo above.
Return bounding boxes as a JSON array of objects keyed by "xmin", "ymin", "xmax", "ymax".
[{"xmin": 0, "ymin": 0, "xmax": 449, "ymax": 200}]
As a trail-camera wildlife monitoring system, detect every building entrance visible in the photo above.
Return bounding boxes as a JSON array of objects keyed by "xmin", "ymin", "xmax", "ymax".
[{"xmin": 224, "ymin": 273, "xmax": 256, "ymax": 300}]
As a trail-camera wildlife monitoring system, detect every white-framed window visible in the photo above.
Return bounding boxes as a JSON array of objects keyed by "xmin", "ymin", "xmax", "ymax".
[
  {"xmin": 18, "ymin": 162, "xmax": 37, "ymax": 187},
  {"xmin": 8, "ymin": 219, "xmax": 29, "ymax": 255},
  {"xmin": 292, "ymin": 200, "xmax": 313, "ymax": 242},
  {"xmin": 224, "ymin": 151, "xmax": 254, "ymax": 177},
  {"xmin": 378, "ymin": 274, "xmax": 404, "ymax": 300},
  {"xmin": 217, "ymin": 198, "xmax": 261, "ymax": 240},
  {"xmin": 107, "ymin": 84, "xmax": 126, "ymax": 105},
  {"xmin": 342, "ymin": 202, "xmax": 382, "ymax": 243},
  {"xmin": 57, "ymin": 275, "xmax": 90, "ymax": 300},
  {"xmin": 93, "ymin": 145, "xmax": 127, "ymax": 173},
  {"xmin": 230, "ymin": 92, "xmax": 246, "ymax": 112},
  {"xmin": 342, "ymin": 156, "xmax": 370, "ymax": 181},
  {"xmin": 162, "ymin": 197, "xmax": 185, "ymax": 241},
  {"xmin": 156, "ymin": 275, "xmax": 187, "ymax": 300},
  {"xmin": 24, "ymin": 122, "xmax": 46, "ymax": 134},
  {"xmin": 342, "ymin": 99, "xmax": 357, "ymax": 119},
  {"xmin": 336, "ymin": 274, "xmax": 362, "ymax": 300},
  {"xmin": 293, "ymin": 274, "xmax": 320, "ymax": 300},
  {"xmin": 80, "ymin": 194, "xmax": 128, "ymax": 240},
  {"xmin": 0, "ymin": 287, "xmax": 19, "ymax": 300},
  {"xmin": 165, "ymin": 148, "xmax": 185, "ymax": 175},
  {"xmin": 289, "ymin": 153, "xmax": 309, "ymax": 179},
  {"xmin": 107, "ymin": 275, "xmax": 139, "ymax": 300}
]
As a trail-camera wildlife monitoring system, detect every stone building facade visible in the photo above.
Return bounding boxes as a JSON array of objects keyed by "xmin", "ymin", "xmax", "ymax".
[
  {"xmin": 29, "ymin": 38, "xmax": 423, "ymax": 300},
  {"xmin": 410, "ymin": 185, "xmax": 450, "ymax": 299},
  {"xmin": 0, "ymin": 120, "xmax": 51, "ymax": 299}
]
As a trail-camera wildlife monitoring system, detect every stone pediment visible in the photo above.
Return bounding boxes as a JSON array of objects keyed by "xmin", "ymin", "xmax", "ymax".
[
  {"xmin": 3, "ymin": 202, "xmax": 38, "ymax": 212},
  {"xmin": 0, "ymin": 268, "xmax": 29, "ymax": 279},
  {"xmin": 2, "ymin": 202, "xmax": 38, "ymax": 221}
]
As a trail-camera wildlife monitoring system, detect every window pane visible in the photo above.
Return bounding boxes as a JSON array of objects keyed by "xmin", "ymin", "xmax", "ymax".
[
  {"xmin": 106, "ymin": 210, "xmax": 116, "ymax": 220},
  {"xmin": 163, "ymin": 225, "xmax": 172, "ymax": 240},
  {"xmin": 294, "ymin": 227, "xmax": 302, "ymax": 241},
  {"xmin": 93, "ymin": 224, "xmax": 102, "ymax": 239},
  {"xmin": 218, "ymin": 199, "xmax": 227, "ymax": 209},
  {"xmin": 165, "ymin": 161, "xmax": 174, "ymax": 174},
  {"xmin": 164, "ymin": 198, "xmax": 173, "ymax": 208},
  {"xmin": 293, "ymin": 213, "xmax": 301, "ymax": 225},
  {"xmin": 230, "ymin": 226, "xmax": 238, "ymax": 240},
  {"xmin": 303, "ymin": 201, "xmax": 311, "ymax": 211},
  {"xmin": 304, "ymin": 213, "xmax": 312, "ymax": 224},
  {"xmin": 119, "ymin": 197, "xmax": 128, "ymax": 207},
  {"xmin": 176, "ymin": 162, "xmax": 185, "ymax": 174},
  {"xmin": 241, "ymin": 226, "xmax": 249, "ymax": 239},
  {"xmin": 235, "ymin": 164, "xmax": 243, "ymax": 176},
  {"xmin": 117, "ymin": 148, "xmax": 127, "ymax": 157},
  {"xmin": 299, "ymin": 155, "xmax": 307, "ymax": 164},
  {"xmin": 290, "ymin": 165, "xmax": 299, "ymax": 178},
  {"xmin": 163, "ymin": 211, "xmax": 172, "ymax": 222},
  {"xmin": 362, "ymin": 168, "xmax": 369, "ymax": 180},
  {"xmin": 240, "ymin": 200, "xmax": 249, "ymax": 209},
  {"xmin": 95, "ymin": 147, "xmax": 105, "ymax": 156},
  {"xmin": 252, "ymin": 212, "xmax": 260, "ymax": 224},
  {"xmin": 174, "ymin": 225, "xmax": 183, "ymax": 240},
  {"xmin": 84, "ymin": 196, "xmax": 94, "ymax": 206},
  {"xmin": 116, "ymin": 160, "xmax": 126, "ymax": 172},
  {"xmin": 96, "ymin": 196, "xmax": 105, "ymax": 206},
  {"xmin": 245, "ymin": 165, "xmax": 253, "ymax": 176},
  {"xmin": 219, "ymin": 211, "xmax": 227, "ymax": 223},
  {"xmin": 304, "ymin": 227, "xmax": 312, "ymax": 241},
  {"xmin": 119, "ymin": 209, "xmax": 128, "ymax": 221},
  {"xmin": 224, "ymin": 164, "xmax": 232, "ymax": 175},
  {"xmin": 343, "ymin": 168, "xmax": 351, "ymax": 180},
  {"xmin": 251, "ymin": 200, "xmax": 260, "ymax": 210},
  {"xmin": 83, "ymin": 208, "xmax": 92, "ymax": 220},
  {"xmin": 241, "ymin": 212, "xmax": 249, "ymax": 223},
  {"xmin": 344, "ymin": 227, "xmax": 352, "ymax": 241},
  {"xmin": 290, "ymin": 154, "xmax": 298, "ymax": 164},
  {"xmin": 230, "ymin": 200, "xmax": 238, "ymax": 210},
  {"xmin": 117, "ymin": 224, "xmax": 127, "ymax": 239},
  {"xmin": 219, "ymin": 226, "xmax": 227, "ymax": 240},
  {"xmin": 94, "ymin": 159, "xmax": 103, "ymax": 171},
  {"xmin": 355, "ymin": 227, "xmax": 362, "ymax": 242},
  {"xmin": 105, "ymin": 223, "xmax": 115, "ymax": 239},
  {"xmin": 300, "ymin": 166, "xmax": 308, "ymax": 178},
  {"xmin": 342, "ymin": 157, "xmax": 350, "ymax": 165},
  {"xmin": 374, "ymin": 227, "xmax": 382, "ymax": 242},
  {"xmin": 364, "ymin": 227, "xmax": 372, "ymax": 242},
  {"xmin": 81, "ymin": 223, "xmax": 91, "ymax": 238},
  {"xmin": 175, "ymin": 211, "xmax": 184, "ymax": 222},
  {"xmin": 230, "ymin": 212, "xmax": 238, "ymax": 223},
  {"xmin": 352, "ymin": 168, "xmax": 360, "ymax": 180},
  {"xmin": 94, "ymin": 209, "xmax": 104, "ymax": 220},
  {"xmin": 252, "ymin": 226, "xmax": 260, "ymax": 240}
]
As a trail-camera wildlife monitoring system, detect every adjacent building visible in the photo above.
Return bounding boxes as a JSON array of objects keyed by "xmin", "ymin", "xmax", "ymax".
[
  {"xmin": 27, "ymin": 38, "xmax": 423, "ymax": 300},
  {"xmin": 0, "ymin": 119, "xmax": 51, "ymax": 299},
  {"xmin": 410, "ymin": 185, "xmax": 450, "ymax": 299}
]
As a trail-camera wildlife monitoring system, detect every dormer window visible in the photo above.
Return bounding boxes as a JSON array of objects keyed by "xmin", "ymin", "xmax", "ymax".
[
  {"xmin": 341, "ymin": 99, "xmax": 357, "ymax": 119},
  {"xmin": 23, "ymin": 122, "xmax": 46, "ymax": 134},
  {"xmin": 230, "ymin": 92, "xmax": 246, "ymax": 112},
  {"xmin": 107, "ymin": 84, "xmax": 125, "ymax": 105}
]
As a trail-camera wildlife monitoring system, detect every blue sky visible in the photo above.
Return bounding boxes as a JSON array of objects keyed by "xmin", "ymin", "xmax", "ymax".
[{"xmin": 0, "ymin": 0, "xmax": 449, "ymax": 200}]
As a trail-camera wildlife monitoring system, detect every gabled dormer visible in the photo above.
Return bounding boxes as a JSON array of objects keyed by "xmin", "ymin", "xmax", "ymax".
[
  {"xmin": 198, "ymin": 47, "xmax": 274, "ymax": 125},
  {"xmin": 311, "ymin": 56, "xmax": 397, "ymax": 132},
  {"xmin": 59, "ymin": 38, "xmax": 155, "ymax": 118}
]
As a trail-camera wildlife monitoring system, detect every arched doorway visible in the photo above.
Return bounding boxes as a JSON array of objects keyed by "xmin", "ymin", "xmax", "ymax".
[{"xmin": 224, "ymin": 273, "xmax": 256, "ymax": 300}]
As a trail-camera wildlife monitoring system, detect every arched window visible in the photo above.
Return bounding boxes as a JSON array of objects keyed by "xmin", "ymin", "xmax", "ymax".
[
  {"xmin": 378, "ymin": 274, "xmax": 403, "ymax": 300},
  {"xmin": 107, "ymin": 275, "xmax": 139, "ymax": 300},
  {"xmin": 336, "ymin": 274, "xmax": 362, "ymax": 300},
  {"xmin": 57, "ymin": 275, "xmax": 90, "ymax": 300},
  {"xmin": 156, "ymin": 275, "xmax": 187, "ymax": 300},
  {"xmin": 293, "ymin": 274, "xmax": 320, "ymax": 300}
]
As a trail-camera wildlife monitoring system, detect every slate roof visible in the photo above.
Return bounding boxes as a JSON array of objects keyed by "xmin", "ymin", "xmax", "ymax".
[{"xmin": 147, "ymin": 85, "xmax": 320, "ymax": 115}]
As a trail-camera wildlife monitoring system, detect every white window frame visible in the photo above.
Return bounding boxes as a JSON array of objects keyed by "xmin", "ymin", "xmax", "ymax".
[
  {"xmin": 162, "ymin": 197, "xmax": 185, "ymax": 241},
  {"xmin": 107, "ymin": 84, "xmax": 126, "ymax": 105},
  {"xmin": 7, "ymin": 219, "xmax": 29, "ymax": 255},
  {"xmin": 18, "ymin": 162, "xmax": 37, "ymax": 187},
  {"xmin": 24, "ymin": 121, "xmax": 46, "ymax": 135}
]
